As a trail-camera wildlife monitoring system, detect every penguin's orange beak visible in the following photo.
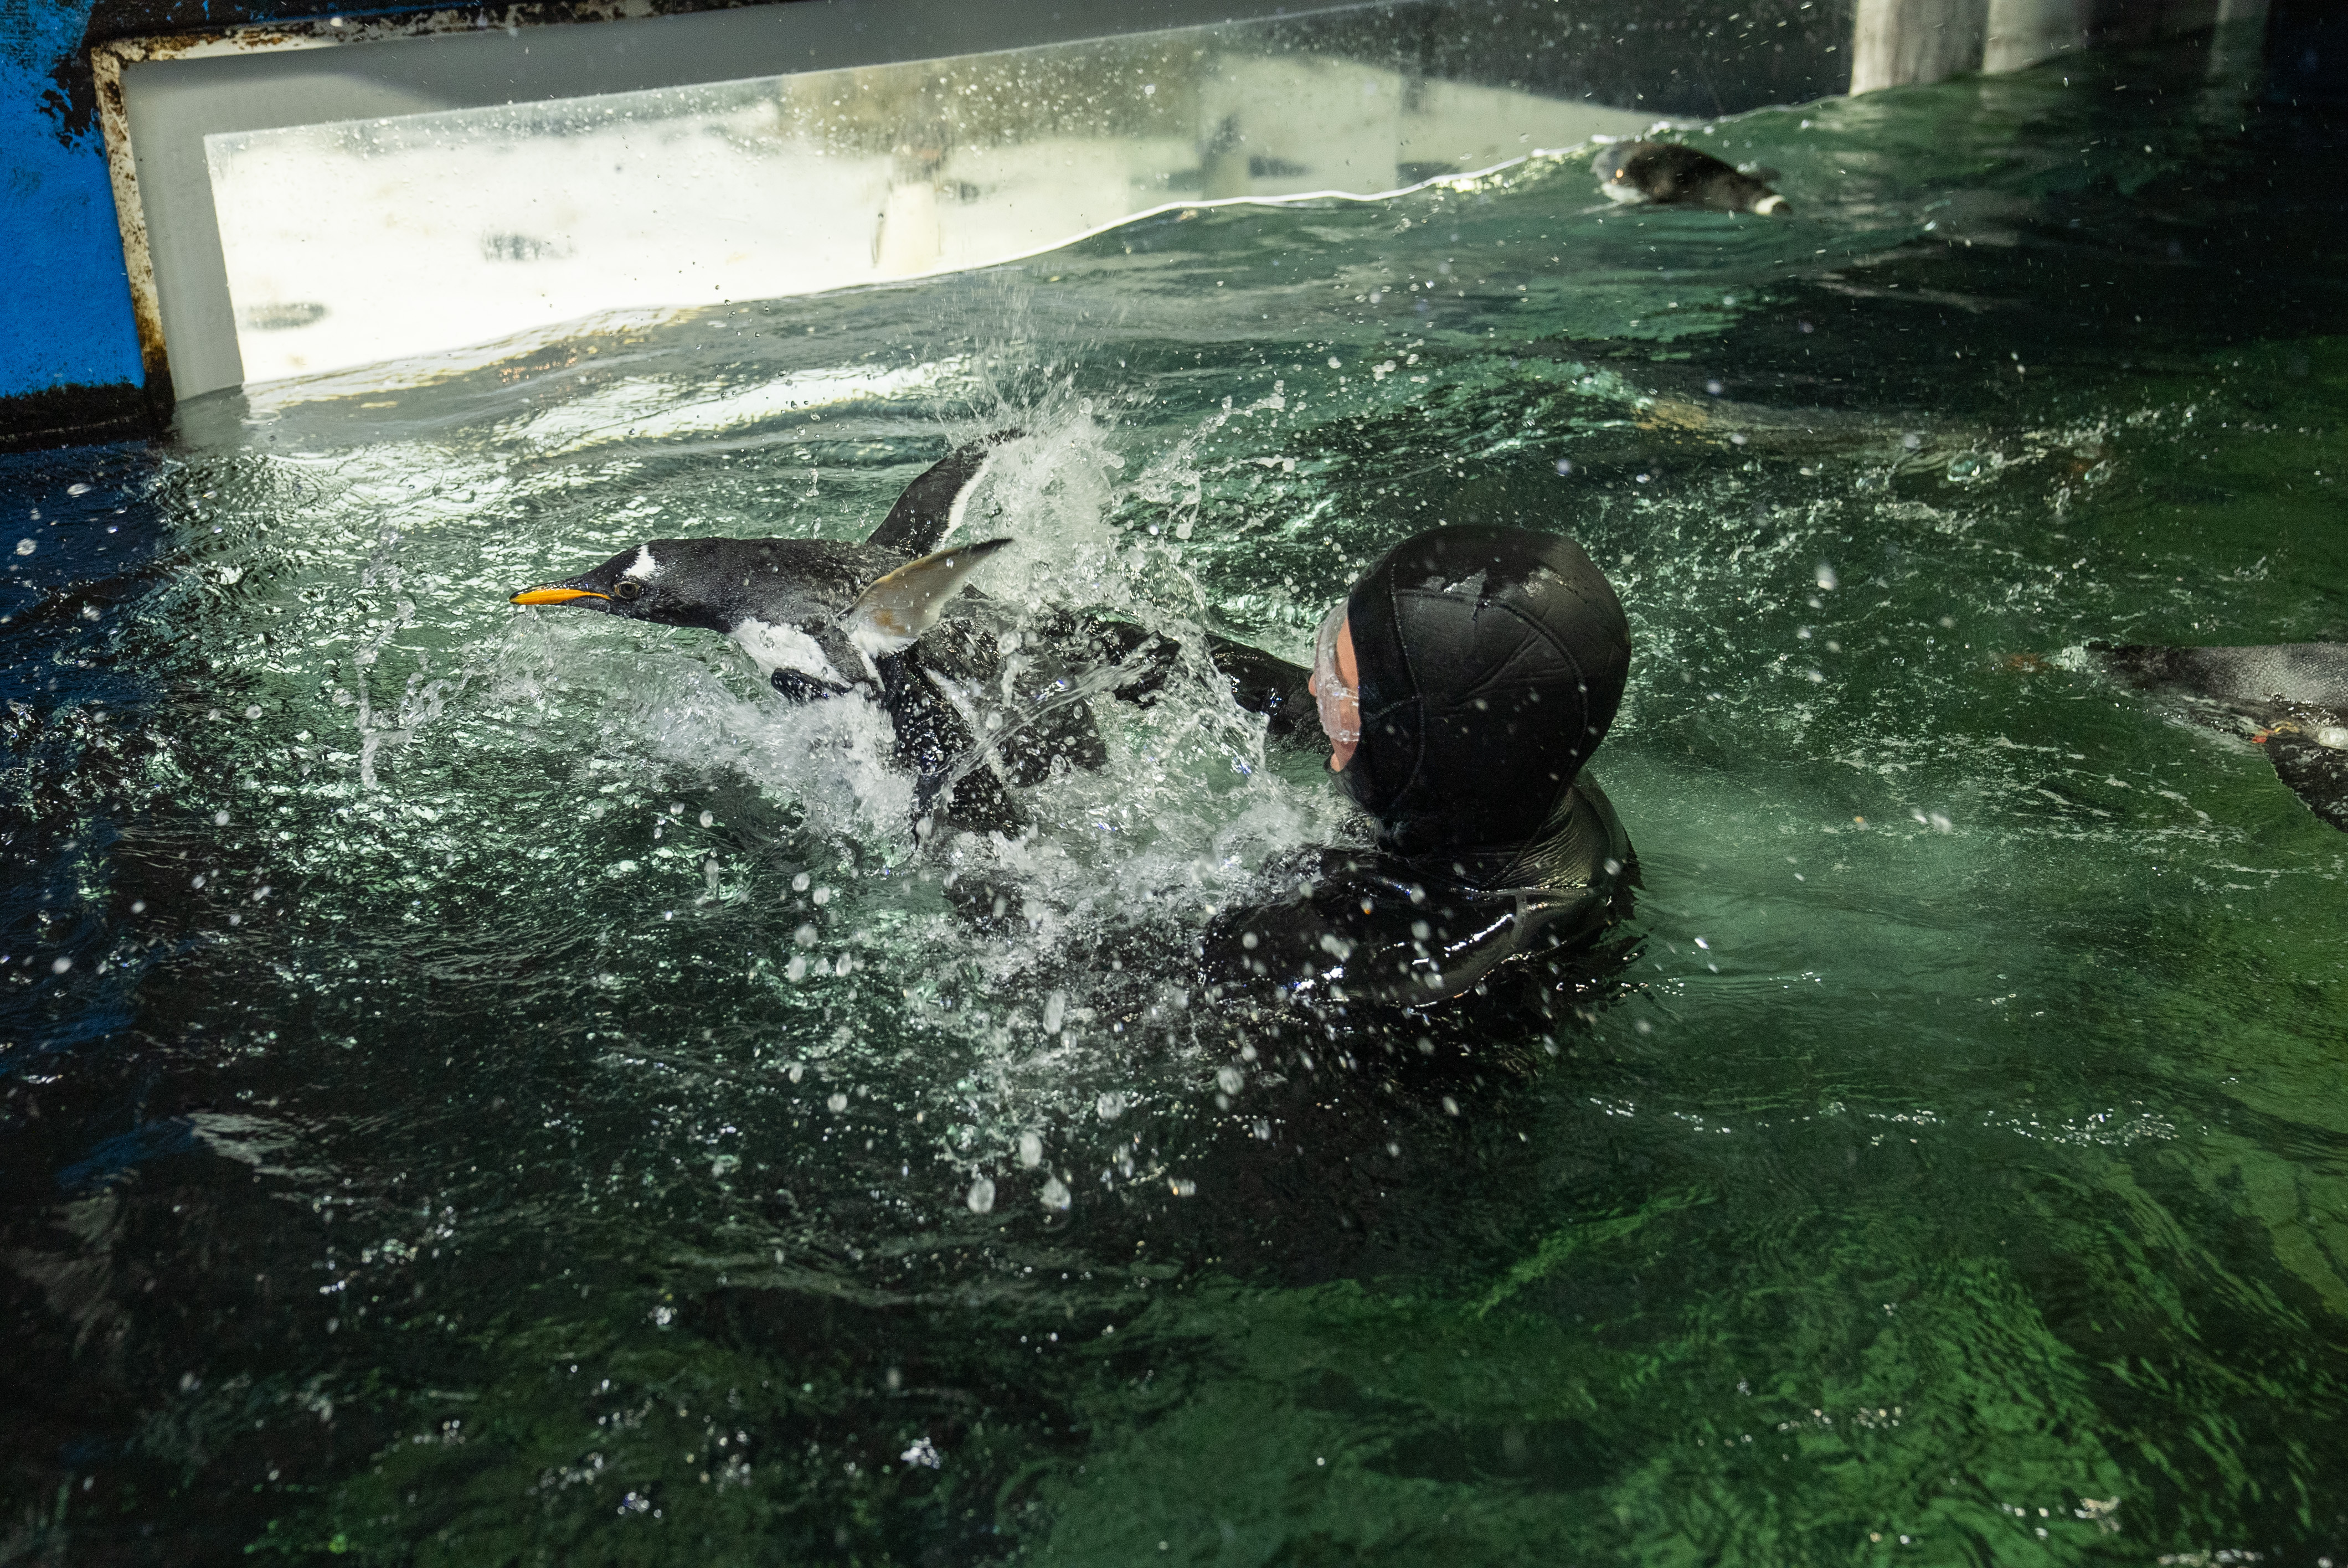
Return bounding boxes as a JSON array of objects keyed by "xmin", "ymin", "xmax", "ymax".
[{"xmin": 509, "ymin": 586, "xmax": 608, "ymax": 605}]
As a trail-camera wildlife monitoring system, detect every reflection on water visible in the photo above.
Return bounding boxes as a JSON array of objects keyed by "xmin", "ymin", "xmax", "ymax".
[
  {"xmin": 9, "ymin": 29, "xmax": 2348, "ymax": 1567},
  {"xmin": 209, "ymin": 1, "xmax": 1650, "ymax": 384}
]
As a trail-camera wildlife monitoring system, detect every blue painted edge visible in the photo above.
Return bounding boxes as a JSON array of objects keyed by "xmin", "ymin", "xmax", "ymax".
[{"xmin": 0, "ymin": 1, "xmax": 144, "ymax": 408}]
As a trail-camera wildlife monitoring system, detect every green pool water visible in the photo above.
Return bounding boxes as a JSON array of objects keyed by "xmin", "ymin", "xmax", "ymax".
[{"xmin": 4, "ymin": 30, "xmax": 2347, "ymax": 1566}]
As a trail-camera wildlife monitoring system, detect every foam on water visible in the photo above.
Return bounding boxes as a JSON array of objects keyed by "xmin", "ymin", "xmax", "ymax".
[{"xmin": 167, "ymin": 376, "xmax": 1368, "ymax": 1185}]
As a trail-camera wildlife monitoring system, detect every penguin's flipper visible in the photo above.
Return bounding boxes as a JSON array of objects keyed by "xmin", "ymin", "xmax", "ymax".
[
  {"xmin": 842, "ymin": 538, "xmax": 1013, "ymax": 659},
  {"xmin": 865, "ymin": 431, "xmax": 1022, "ymax": 555}
]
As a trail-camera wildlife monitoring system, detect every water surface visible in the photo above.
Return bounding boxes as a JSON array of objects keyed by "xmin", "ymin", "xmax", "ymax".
[{"xmin": 5, "ymin": 34, "xmax": 2348, "ymax": 1566}]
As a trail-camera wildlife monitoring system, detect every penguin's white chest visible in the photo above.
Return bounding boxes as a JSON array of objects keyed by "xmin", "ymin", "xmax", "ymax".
[{"xmin": 728, "ymin": 616, "xmax": 845, "ymax": 686}]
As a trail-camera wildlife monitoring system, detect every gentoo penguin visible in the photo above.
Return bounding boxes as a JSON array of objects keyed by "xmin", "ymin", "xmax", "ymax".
[
  {"xmin": 1592, "ymin": 141, "xmax": 1789, "ymax": 215},
  {"xmin": 2100, "ymin": 642, "xmax": 2348, "ymax": 831},
  {"xmin": 510, "ymin": 436, "xmax": 1103, "ymax": 837}
]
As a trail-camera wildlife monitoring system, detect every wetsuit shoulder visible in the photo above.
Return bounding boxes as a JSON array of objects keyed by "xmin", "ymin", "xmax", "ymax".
[
  {"xmin": 1488, "ymin": 773, "xmax": 1635, "ymax": 893},
  {"xmin": 1199, "ymin": 782, "xmax": 1632, "ymax": 1012}
]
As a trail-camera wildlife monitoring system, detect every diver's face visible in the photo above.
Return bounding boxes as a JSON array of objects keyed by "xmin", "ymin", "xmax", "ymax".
[{"xmin": 1308, "ymin": 610, "xmax": 1361, "ymax": 771}]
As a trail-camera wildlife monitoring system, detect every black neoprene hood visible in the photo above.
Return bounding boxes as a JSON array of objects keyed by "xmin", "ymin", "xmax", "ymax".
[{"xmin": 1338, "ymin": 524, "xmax": 1630, "ymax": 856}]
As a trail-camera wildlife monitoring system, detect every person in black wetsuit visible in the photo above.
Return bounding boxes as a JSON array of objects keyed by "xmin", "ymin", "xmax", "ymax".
[
  {"xmin": 1158, "ymin": 523, "xmax": 1636, "ymax": 1014},
  {"xmin": 514, "ymin": 455, "xmax": 1634, "ymax": 1013}
]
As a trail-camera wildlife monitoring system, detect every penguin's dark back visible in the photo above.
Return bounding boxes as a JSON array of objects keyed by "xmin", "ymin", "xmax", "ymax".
[
  {"xmin": 651, "ymin": 537, "xmax": 909, "ymax": 625},
  {"xmin": 1628, "ymin": 143, "xmax": 1739, "ymax": 202}
]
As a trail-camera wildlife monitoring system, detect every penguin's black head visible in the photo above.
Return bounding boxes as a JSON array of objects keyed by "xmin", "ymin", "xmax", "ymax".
[
  {"xmin": 510, "ymin": 540, "xmax": 745, "ymax": 631},
  {"xmin": 1591, "ymin": 142, "xmax": 1630, "ymax": 180}
]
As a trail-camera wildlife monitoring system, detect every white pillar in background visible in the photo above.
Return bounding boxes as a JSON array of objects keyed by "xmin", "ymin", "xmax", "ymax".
[
  {"xmin": 1851, "ymin": 0, "xmax": 1992, "ymax": 94},
  {"xmin": 2208, "ymin": 0, "xmax": 2270, "ymax": 80},
  {"xmin": 872, "ymin": 178, "xmax": 943, "ymax": 278},
  {"xmin": 1983, "ymin": 0, "xmax": 2089, "ymax": 73}
]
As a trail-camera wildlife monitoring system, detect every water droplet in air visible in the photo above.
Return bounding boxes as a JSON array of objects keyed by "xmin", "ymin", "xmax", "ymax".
[
  {"xmin": 213, "ymin": 810, "xmax": 230, "ymax": 826},
  {"xmin": 243, "ymin": 705, "xmax": 262, "ymax": 719},
  {"xmin": 826, "ymin": 1092, "xmax": 848, "ymax": 1113},
  {"xmin": 14, "ymin": 540, "xmax": 34, "ymax": 556},
  {"xmin": 2315, "ymin": 726, "xmax": 2348, "ymax": 750},
  {"xmin": 1327, "ymin": 357, "xmax": 1342, "ymax": 369},
  {"xmin": 1018, "ymin": 1132, "xmax": 1043, "ymax": 1168},
  {"xmin": 1041, "ymin": 1176, "xmax": 1071, "ymax": 1211},
  {"xmin": 698, "ymin": 811, "xmax": 713, "ymax": 827},
  {"xmin": 1042, "ymin": 990, "xmax": 1067, "ymax": 1034},
  {"xmin": 1217, "ymin": 1065, "xmax": 1244, "ymax": 1095},
  {"xmin": 1815, "ymin": 563, "xmax": 1838, "ymax": 591},
  {"xmin": 1554, "ymin": 458, "xmax": 1573, "ymax": 476},
  {"xmin": 1096, "ymin": 1092, "xmax": 1125, "ymax": 1121},
  {"xmin": 791, "ymin": 872, "xmax": 810, "ymax": 892},
  {"xmin": 966, "ymin": 1177, "xmax": 997, "ymax": 1214},
  {"xmin": 50, "ymin": 957, "xmax": 72, "ymax": 975}
]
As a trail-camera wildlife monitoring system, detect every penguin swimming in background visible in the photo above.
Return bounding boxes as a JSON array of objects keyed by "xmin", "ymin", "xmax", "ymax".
[
  {"xmin": 2100, "ymin": 642, "xmax": 2348, "ymax": 831},
  {"xmin": 509, "ymin": 435, "xmax": 1105, "ymax": 838},
  {"xmin": 1592, "ymin": 141, "xmax": 1789, "ymax": 215}
]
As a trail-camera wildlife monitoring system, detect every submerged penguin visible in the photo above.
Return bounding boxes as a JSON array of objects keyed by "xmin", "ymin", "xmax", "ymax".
[
  {"xmin": 1592, "ymin": 140, "xmax": 1789, "ymax": 215},
  {"xmin": 2100, "ymin": 642, "xmax": 2348, "ymax": 831},
  {"xmin": 509, "ymin": 436, "xmax": 1105, "ymax": 837}
]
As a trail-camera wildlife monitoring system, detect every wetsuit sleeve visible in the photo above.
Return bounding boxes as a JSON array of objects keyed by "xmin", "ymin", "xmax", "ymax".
[
  {"xmin": 1202, "ymin": 636, "xmax": 1317, "ymax": 747},
  {"xmin": 1045, "ymin": 614, "xmax": 1317, "ymax": 747}
]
